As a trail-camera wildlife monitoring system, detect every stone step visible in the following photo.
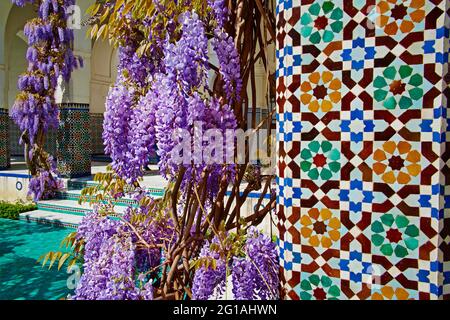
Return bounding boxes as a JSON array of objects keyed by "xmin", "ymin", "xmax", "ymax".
[
  {"xmin": 27, "ymin": 179, "xmax": 167, "ymax": 227},
  {"xmin": 37, "ymin": 198, "xmax": 127, "ymax": 218},
  {"xmin": 55, "ymin": 190, "xmax": 140, "ymax": 207},
  {"xmin": 19, "ymin": 210, "xmax": 83, "ymax": 229},
  {"xmin": 66, "ymin": 179, "xmax": 166, "ymax": 197},
  {"xmin": 55, "ymin": 187, "xmax": 165, "ymax": 208}
]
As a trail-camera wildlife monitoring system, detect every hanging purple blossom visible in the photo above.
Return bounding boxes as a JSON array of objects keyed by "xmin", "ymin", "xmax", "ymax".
[
  {"xmin": 164, "ymin": 11, "xmax": 209, "ymax": 92},
  {"xmin": 233, "ymin": 227, "xmax": 279, "ymax": 300},
  {"xmin": 102, "ymin": 78, "xmax": 140, "ymax": 183},
  {"xmin": 208, "ymin": 0, "xmax": 229, "ymax": 29},
  {"xmin": 193, "ymin": 228, "xmax": 279, "ymax": 300},
  {"xmin": 212, "ymin": 30, "xmax": 243, "ymax": 104},
  {"xmin": 191, "ymin": 239, "xmax": 227, "ymax": 300}
]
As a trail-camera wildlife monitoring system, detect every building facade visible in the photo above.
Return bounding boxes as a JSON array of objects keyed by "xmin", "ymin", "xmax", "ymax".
[{"xmin": 0, "ymin": 0, "xmax": 115, "ymax": 176}]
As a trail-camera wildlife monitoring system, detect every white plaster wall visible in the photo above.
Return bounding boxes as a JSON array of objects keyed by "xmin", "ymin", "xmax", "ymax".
[
  {"xmin": 0, "ymin": 176, "xmax": 30, "ymax": 202},
  {"xmin": 7, "ymin": 35, "xmax": 27, "ymax": 109},
  {"xmin": 0, "ymin": 1, "xmax": 14, "ymax": 109},
  {"xmin": 0, "ymin": 0, "xmax": 97, "ymax": 107},
  {"xmin": 1, "ymin": 3, "xmax": 35, "ymax": 111},
  {"xmin": 90, "ymin": 40, "xmax": 118, "ymax": 113},
  {"xmin": 224, "ymin": 193, "xmax": 277, "ymax": 237},
  {"xmin": 67, "ymin": 0, "xmax": 95, "ymax": 104},
  {"xmin": 0, "ymin": 64, "xmax": 5, "ymax": 109}
]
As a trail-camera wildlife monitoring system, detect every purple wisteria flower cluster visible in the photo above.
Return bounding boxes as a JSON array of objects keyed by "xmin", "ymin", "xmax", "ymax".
[
  {"xmin": 28, "ymin": 155, "xmax": 64, "ymax": 200},
  {"xmin": 102, "ymin": 5, "xmax": 167, "ymax": 184},
  {"xmin": 191, "ymin": 227, "xmax": 279, "ymax": 300},
  {"xmin": 103, "ymin": 5, "xmax": 241, "ymax": 198},
  {"xmin": 232, "ymin": 227, "xmax": 279, "ymax": 300},
  {"xmin": 191, "ymin": 238, "xmax": 227, "ymax": 300},
  {"xmin": 164, "ymin": 11, "xmax": 209, "ymax": 92},
  {"xmin": 212, "ymin": 31, "xmax": 243, "ymax": 104},
  {"xmin": 73, "ymin": 0, "xmax": 279, "ymax": 301},
  {"xmin": 11, "ymin": 0, "xmax": 81, "ymax": 201},
  {"xmin": 208, "ymin": 0, "xmax": 229, "ymax": 29},
  {"xmin": 102, "ymin": 77, "xmax": 140, "ymax": 183},
  {"xmin": 72, "ymin": 202, "xmax": 175, "ymax": 300}
]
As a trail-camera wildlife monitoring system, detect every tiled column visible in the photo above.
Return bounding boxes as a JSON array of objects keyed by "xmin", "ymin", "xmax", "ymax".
[
  {"xmin": 276, "ymin": 0, "xmax": 449, "ymax": 300},
  {"xmin": 90, "ymin": 113, "xmax": 105, "ymax": 155},
  {"xmin": 0, "ymin": 108, "xmax": 10, "ymax": 169},
  {"xmin": 57, "ymin": 103, "xmax": 91, "ymax": 178}
]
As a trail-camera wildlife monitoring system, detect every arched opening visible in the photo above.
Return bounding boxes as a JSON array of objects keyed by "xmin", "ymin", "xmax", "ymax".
[
  {"xmin": 90, "ymin": 40, "xmax": 118, "ymax": 113},
  {"xmin": 89, "ymin": 40, "xmax": 118, "ymax": 156},
  {"xmin": 4, "ymin": 4, "xmax": 35, "ymax": 111},
  {"xmin": 2, "ymin": 4, "xmax": 57, "ymax": 158}
]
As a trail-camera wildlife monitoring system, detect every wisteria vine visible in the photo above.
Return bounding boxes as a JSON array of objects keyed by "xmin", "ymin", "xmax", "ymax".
[
  {"xmin": 11, "ymin": 0, "xmax": 81, "ymax": 200},
  {"xmin": 37, "ymin": 0, "xmax": 279, "ymax": 300}
]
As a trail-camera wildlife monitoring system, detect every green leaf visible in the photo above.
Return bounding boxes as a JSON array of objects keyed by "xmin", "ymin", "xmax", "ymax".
[
  {"xmin": 41, "ymin": 252, "xmax": 51, "ymax": 268},
  {"xmin": 49, "ymin": 252, "xmax": 62, "ymax": 270},
  {"xmin": 58, "ymin": 253, "xmax": 70, "ymax": 271},
  {"xmin": 114, "ymin": 0, "xmax": 125, "ymax": 12},
  {"xmin": 90, "ymin": 24, "xmax": 99, "ymax": 40}
]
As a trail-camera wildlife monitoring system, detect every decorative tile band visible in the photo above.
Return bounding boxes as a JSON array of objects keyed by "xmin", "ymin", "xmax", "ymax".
[
  {"xmin": 19, "ymin": 216, "xmax": 78, "ymax": 229},
  {"xmin": 276, "ymin": 0, "xmax": 449, "ymax": 300},
  {"xmin": 59, "ymin": 102, "xmax": 90, "ymax": 111},
  {"xmin": 0, "ymin": 172, "xmax": 31, "ymax": 179},
  {"xmin": 55, "ymin": 191, "xmax": 139, "ymax": 207},
  {"xmin": 36, "ymin": 202, "xmax": 122, "ymax": 219},
  {"xmin": 11, "ymin": 114, "xmax": 104, "ymax": 158},
  {"xmin": 37, "ymin": 203, "xmax": 91, "ymax": 216},
  {"xmin": 0, "ymin": 108, "xmax": 10, "ymax": 169},
  {"xmin": 67, "ymin": 180, "xmax": 165, "ymax": 197}
]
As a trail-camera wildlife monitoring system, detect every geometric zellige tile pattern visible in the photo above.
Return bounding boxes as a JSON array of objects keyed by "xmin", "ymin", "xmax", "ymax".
[
  {"xmin": 57, "ymin": 103, "xmax": 91, "ymax": 178},
  {"xmin": 90, "ymin": 113, "xmax": 105, "ymax": 155},
  {"xmin": 0, "ymin": 108, "xmax": 10, "ymax": 169},
  {"xmin": 276, "ymin": 0, "xmax": 449, "ymax": 300},
  {"xmin": 9, "ymin": 118, "xmax": 57, "ymax": 156}
]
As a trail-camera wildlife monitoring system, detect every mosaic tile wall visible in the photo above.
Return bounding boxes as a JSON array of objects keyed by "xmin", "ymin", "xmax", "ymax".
[
  {"xmin": 57, "ymin": 103, "xmax": 91, "ymax": 178},
  {"xmin": 0, "ymin": 108, "xmax": 10, "ymax": 169},
  {"xmin": 90, "ymin": 113, "xmax": 105, "ymax": 155},
  {"xmin": 276, "ymin": 0, "xmax": 449, "ymax": 300},
  {"xmin": 9, "ymin": 118, "xmax": 57, "ymax": 156},
  {"xmin": 11, "ymin": 113, "xmax": 103, "ymax": 157}
]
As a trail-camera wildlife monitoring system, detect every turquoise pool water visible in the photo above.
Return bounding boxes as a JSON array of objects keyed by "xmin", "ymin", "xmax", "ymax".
[{"xmin": 0, "ymin": 218, "xmax": 75, "ymax": 300}]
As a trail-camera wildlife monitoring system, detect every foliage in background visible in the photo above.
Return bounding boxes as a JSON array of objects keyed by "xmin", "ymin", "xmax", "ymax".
[
  {"xmin": 38, "ymin": 231, "xmax": 83, "ymax": 273},
  {"xmin": 0, "ymin": 201, "xmax": 37, "ymax": 220}
]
